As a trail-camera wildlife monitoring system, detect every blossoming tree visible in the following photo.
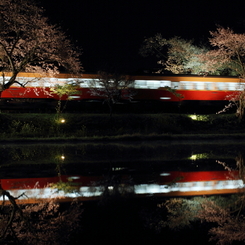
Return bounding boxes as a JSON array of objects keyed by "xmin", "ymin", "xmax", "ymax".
[
  {"xmin": 200, "ymin": 27, "xmax": 245, "ymax": 119},
  {"xmin": 0, "ymin": 0, "xmax": 82, "ymax": 94},
  {"xmin": 0, "ymin": 188, "xmax": 83, "ymax": 244},
  {"xmin": 141, "ymin": 28, "xmax": 245, "ymax": 119},
  {"xmin": 140, "ymin": 34, "xmax": 208, "ymax": 74}
]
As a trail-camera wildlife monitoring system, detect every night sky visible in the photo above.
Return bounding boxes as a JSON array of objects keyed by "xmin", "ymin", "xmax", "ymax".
[{"xmin": 40, "ymin": 0, "xmax": 245, "ymax": 74}]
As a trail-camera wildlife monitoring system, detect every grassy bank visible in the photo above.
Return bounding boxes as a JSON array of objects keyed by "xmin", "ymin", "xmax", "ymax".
[{"xmin": 0, "ymin": 112, "xmax": 245, "ymax": 141}]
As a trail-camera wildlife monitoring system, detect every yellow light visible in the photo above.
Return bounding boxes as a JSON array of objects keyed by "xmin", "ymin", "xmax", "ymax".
[
  {"xmin": 188, "ymin": 114, "xmax": 209, "ymax": 121},
  {"xmin": 189, "ymin": 114, "xmax": 197, "ymax": 120},
  {"xmin": 61, "ymin": 155, "xmax": 65, "ymax": 160},
  {"xmin": 60, "ymin": 119, "xmax": 65, "ymax": 123},
  {"xmin": 189, "ymin": 153, "xmax": 209, "ymax": 160},
  {"xmin": 190, "ymin": 154, "xmax": 198, "ymax": 160}
]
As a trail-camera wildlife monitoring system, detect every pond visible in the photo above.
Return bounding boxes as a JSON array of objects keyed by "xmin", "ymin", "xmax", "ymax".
[{"xmin": 0, "ymin": 140, "xmax": 245, "ymax": 244}]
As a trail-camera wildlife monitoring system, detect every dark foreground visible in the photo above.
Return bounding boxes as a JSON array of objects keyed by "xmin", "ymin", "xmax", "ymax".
[{"xmin": 79, "ymin": 197, "xmax": 213, "ymax": 245}]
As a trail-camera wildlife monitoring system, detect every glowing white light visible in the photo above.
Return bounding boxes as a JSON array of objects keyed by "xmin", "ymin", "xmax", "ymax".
[
  {"xmin": 189, "ymin": 114, "xmax": 197, "ymax": 120},
  {"xmin": 134, "ymin": 180, "xmax": 244, "ymax": 194},
  {"xmin": 68, "ymin": 176, "xmax": 80, "ymax": 180},
  {"xmin": 68, "ymin": 96, "xmax": 80, "ymax": 99},
  {"xmin": 160, "ymin": 173, "xmax": 171, "ymax": 176},
  {"xmin": 160, "ymin": 97, "xmax": 171, "ymax": 100}
]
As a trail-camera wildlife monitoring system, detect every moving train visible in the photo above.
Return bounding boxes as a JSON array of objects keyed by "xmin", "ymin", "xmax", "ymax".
[
  {"xmin": 0, "ymin": 170, "xmax": 244, "ymax": 203},
  {"xmin": 0, "ymin": 72, "xmax": 243, "ymax": 111}
]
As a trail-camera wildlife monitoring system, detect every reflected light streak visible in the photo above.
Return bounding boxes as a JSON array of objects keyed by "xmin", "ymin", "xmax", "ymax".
[{"xmin": 1, "ymin": 179, "xmax": 244, "ymax": 201}]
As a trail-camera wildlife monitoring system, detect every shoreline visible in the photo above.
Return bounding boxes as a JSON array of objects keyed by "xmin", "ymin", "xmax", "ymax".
[{"xmin": 1, "ymin": 133, "xmax": 245, "ymax": 144}]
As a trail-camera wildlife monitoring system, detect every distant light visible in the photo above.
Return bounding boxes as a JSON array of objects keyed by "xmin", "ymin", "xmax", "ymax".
[
  {"xmin": 160, "ymin": 173, "xmax": 171, "ymax": 176},
  {"xmin": 188, "ymin": 114, "xmax": 209, "ymax": 121},
  {"xmin": 69, "ymin": 176, "xmax": 80, "ymax": 180},
  {"xmin": 68, "ymin": 96, "xmax": 80, "ymax": 99},
  {"xmin": 190, "ymin": 154, "xmax": 198, "ymax": 160},
  {"xmin": 189, "ymin": 114, "xmax": 197, "ymax": 120},
  {"xmin": 60, "ymin": 119, "xmax": 65, "ymax": 123},
  {"xmin": 160, "ymin": 97, "xmax": 171, "ymax": 100},
  {"xmin": 189, "ymin": 153, "xmax": 209, "ymax": 160},
  {"xmin": 112, "ymin": 167, "xmax": 125, "ymax": 171},
  {"xmin": 61, "ymin": 155, "xmax": 65, "ymax": 160}
]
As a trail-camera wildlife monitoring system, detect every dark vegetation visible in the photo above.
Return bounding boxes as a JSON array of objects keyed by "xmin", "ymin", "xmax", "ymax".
[
  {"xmin": 0, "ymin": 110, "xmax": 245, "ymax": 139},
  {"xmin": 0, "ymin": 112, "xmax": 244, "ymax": 140}
]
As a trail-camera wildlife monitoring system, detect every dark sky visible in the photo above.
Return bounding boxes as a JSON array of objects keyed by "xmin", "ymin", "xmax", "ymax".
[{"xmin": 40, "ymin": 0, "xmax": 245, "ymax": 74}]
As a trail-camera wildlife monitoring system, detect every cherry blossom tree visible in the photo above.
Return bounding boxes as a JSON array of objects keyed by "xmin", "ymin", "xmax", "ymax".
[
  {"xmin": 199, "ymin": 27, "xmax": 245, "ymax": 119},
  {"xmin": 0, "ymin": 0, "xmax": 82, "ymax": 95},
  {"xmin": 141, "ymin": 28, "xmax": 245, "ymax": 119},
  {"xmin": 140, "ymin": 34, "xmax": 208, "ymax": 74},
  {"xmin": 200, "ymin": 27, "xmax": 245, "ymax": 77}
]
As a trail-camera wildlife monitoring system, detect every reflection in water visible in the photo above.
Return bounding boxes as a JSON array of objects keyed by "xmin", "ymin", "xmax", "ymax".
[
  {"xmin": 1, "ymin": 143, "xmax": 245, "ymax": 244},
  {"xmin": 149, "ymin": 153, "xmax": 245, "ymax": 245},
  {"xmin": 1, "ymin": 169, "xmax": 244, "ymax": 202},
  {"xmin": 0, "ymin": 142, "xmax": 245, "ymax": 202}
]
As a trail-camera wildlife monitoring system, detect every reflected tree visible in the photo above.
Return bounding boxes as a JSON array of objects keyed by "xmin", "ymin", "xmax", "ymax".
[
  {"xmin": 0, "ymin": 184, "xmax": 83, "ymax": 244},
  {"xmin": 100, "ymin": 175, "xmax": 135, "ymax": 200},
  {"xmin": 97, "ymin": 164, "xmax": 135, "ymax": 204},
  {"xmin": 197, "ymin": 196, "xmax": 245, "ymax": 245},
  {"xmin": 49, "ymin": 155, "xmax": 81, "ymax": 195},
  {"xmin": 141, "ymin": 156, "xmax": 245, "ymax": 245},
  {"xmin": 236, "ymin": 153, "xmax": 245, "ymax": 184},
  {"xmin": 144, "ymin": 195, "xmax": 245, "ymax": 245}
]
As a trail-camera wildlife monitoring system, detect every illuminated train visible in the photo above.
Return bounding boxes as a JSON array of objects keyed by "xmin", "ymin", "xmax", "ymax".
[
  {"xmin": 0, "ymin": 170, "xmax": 244, "ymax": 203},
  {"xmin": 0, "ymin": 72, "xmax": 243, "ymax": 111}
]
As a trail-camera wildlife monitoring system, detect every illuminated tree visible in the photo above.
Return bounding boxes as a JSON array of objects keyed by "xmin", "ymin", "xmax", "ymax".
[
  {"xmin": 89, "ymin": 71, "xmax": 135, "ymax": 116},
  {"xmin": 200, "ymin": 27, "xmax": 245, "ymax": 77},
  {"xmin": 141, "ymin": 28, "xmax": 245, "ymax": 119},
  {"xmin": 140, "ymin": 34, "xmax": 208, "ymax": 74},
  {"xmin": 50, "ymin": 83, "xmax": 79, "ymax": 115},
  {"xmin": 0, "ymin": 0, "xmax": 82, "ymax": 94},
  {"xmin": 199, "ymin": 27, "xmax": 245, "ymax": 119}
]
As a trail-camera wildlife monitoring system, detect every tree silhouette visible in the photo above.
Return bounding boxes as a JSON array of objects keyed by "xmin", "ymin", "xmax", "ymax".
[{"xmin": 89, "ymin": 71, "xmax": 134, "ymax": 116}]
